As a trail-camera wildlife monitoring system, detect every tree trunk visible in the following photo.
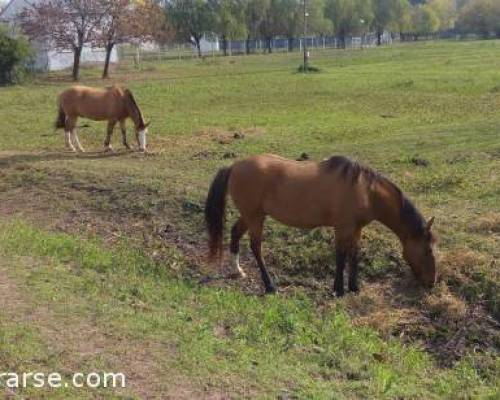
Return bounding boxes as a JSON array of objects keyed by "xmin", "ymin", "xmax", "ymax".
[
  {"xmin": 222, "ymin": 35, "xmax": 228, "ymax": 56},
  {"xmin": 245, "ymin": 36, "xmax": 251, "ymax": 55},
  {"xmin": 267, "ymin": 37, "xmax": 272, "ymax": 53},
  {"xmin": 288, "ymin": 37, "xmax": 294, "ymax": 51},
  {"xmin": 72, "ymin": 45, "xmax": 83, "ymax": 81},
  {"xmin": 102, "ymin": 42, "xmax": 114, "ymax": 79},
  {"xmin": 196, "ymin": 39, "xmax": 202, "ymax": 58},
  {"xmin": 340, "ymin": 33, "xmax": 346, "ymax": 49},
  {"xmin": 377, "ymin": 28, "xmax": 382, "ymax": 46}
]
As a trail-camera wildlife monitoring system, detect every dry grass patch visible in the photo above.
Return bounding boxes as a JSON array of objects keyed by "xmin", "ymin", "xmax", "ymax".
[
  {"xmin": 423, "ymin": 283, "xmax": 467, "ymax": 322},
  {"xmin": 439, "ymin": 248, "xmax": 491, "ymax": 285},
  {"xmin": 468, "ymin": 213, "xmax": 500, "ymax": 234}
]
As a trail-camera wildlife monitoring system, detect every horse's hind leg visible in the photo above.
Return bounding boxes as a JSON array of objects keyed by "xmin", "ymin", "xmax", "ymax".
[
  {"xmin": 64, "ymin": 116, "xmax": 76, "ymax": 152},
  {"xmin": 348, "ymin": 230, "xmax": 362, "ymax": 293},
  {"xmin": 119, "ymin": 120, "xmax": 131, "ymax": 150},
  {"xmin": 71, "ymin": 129, "xmax": 85, "ymax": 152},
  {"xmin": 104, "ymin": 121, "xmax": 116, "ymax": 151},
  {"xmin": 248, "ymin": 217, "xmax": 276, "ymax": 293},
  {"xmin": 230, "ymin": 218, "xmax": 248, "ymax": 278}
]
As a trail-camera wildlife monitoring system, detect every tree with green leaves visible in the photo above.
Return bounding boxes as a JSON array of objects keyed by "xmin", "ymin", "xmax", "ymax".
[
  {"xmin": 427, "ymin": 0, "xmax": 456, "ymax": 30},
  {"xmin": 257, "ymin": 0, "xmax": 299, "ymax": 52},
  {"xmin": 410, "ymin": 3, "xmax": 440, "ymax": 37},
  {"xmin": 306, "ymin": 0, "xmax": 334, "ymax": 36},
  {"xmin": 324, "ymin": 0, "xmax": 373, "ymax": 48},
  {"xmin": 372, "ymin": 0, "xmax": 410, "ymax": 45},
  {"xmin": 244, "ymin": 0, "xmax": 269, "ymax": 53},
  {"xmin": 456, "ymin": 0, "xmax": 500, "ymax": 38},
  {"xmin": 212, "ymin": 0, "xmax": 247, "ymax": 55},
  {"xmin": 0, "ymin": 28, "xmax": 32, "ymax": 85},
  {"xmin": 166, "ymin": 0, "xmax": 216, "ymax": 57}
]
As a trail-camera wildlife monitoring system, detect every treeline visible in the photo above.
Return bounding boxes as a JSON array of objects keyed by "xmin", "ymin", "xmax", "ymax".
[
  {"xmin": 6, "ymin": 0, "xmax": 500, "ymax": 83},
  {"xmin": 165, "ymin": 0, "xmax": 500, "ymax": 55}
]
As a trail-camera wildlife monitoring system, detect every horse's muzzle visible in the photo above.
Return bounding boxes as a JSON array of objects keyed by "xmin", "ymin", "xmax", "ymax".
[{"xmin": 138, "ymin": 129, "xmax": 147, "ymax": 151}]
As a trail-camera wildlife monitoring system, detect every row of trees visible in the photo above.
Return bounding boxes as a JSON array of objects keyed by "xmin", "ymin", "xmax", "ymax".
[
  {"xmin": 166, "ymin": 0, "xmax": 500, "ymax": 55},
  {"xmin": 13, "ymin": 0, "xmax": 500, "ymax": 81}
]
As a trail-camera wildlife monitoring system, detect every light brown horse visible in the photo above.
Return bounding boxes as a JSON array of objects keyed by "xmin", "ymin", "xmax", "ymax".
[
  {"xmin": 205, "ymin": 154, "xmax": 437, "ymax": 295},
  {"xmin": 55, "ymin": 85, "xmax": 149, "ymax": 152}
]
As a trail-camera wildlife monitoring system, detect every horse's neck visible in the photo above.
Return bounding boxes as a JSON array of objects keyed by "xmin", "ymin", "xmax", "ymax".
[
  {"xmin": 125, "ymin": 96, "xmax": 144, "ymax": 129},
  {"xmin": 130, "ymin": 107, "xmax": 145, "ymax": 129},
  {"xmin": 371, "ymin": 182, "xmax": 409, "ymax": 242}
]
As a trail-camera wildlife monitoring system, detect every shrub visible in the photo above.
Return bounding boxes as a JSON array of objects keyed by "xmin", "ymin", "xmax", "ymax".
[{"xmin": 0, "ymin": 27, "xmax": 33, "ymax": 85}]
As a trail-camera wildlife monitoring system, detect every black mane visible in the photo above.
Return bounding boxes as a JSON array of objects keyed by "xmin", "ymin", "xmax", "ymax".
[
  {"xmin": 124, "ymin": 89, "xmax": 146, "ymax": 129},
  {"xmin": 323, "ymin": 155, "xmax": 428, "ymax": 238}
]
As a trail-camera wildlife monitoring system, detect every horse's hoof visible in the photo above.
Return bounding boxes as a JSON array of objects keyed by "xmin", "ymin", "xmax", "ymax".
[
  {"xmin": 265, "ymin": 286, "xmax": 277, "ymax": 294},
  {"xmin": 103, "ymin": 147, "xmax": 113, "ymax": 153},
  {"xmin": 334, "ymin": 289, "xmax": 345, "ymax": 297},
  {"xmin": 227, "ymin": 272, "xmax": 245, "ymax": 280},
  {"xmin": 348, "ymin": 285, "xmax": 359, "ymax": 293}
]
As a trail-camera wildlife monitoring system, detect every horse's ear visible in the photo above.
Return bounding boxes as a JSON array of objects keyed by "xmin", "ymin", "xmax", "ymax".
[{"xmin": 426, "ymin": 216, "xmax": 435, "ymax": 231}]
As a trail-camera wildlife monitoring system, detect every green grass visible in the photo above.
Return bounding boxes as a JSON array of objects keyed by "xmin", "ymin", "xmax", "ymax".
[
  {"xmin": 0, "ymin": 220, "xmax": 498, "ymax": 398},
  {"xmin": 0, "ymin": 40, "xmax": 499, "ymax": 398}
]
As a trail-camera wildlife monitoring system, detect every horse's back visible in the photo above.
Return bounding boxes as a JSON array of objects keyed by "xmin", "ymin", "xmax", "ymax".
[
  {"xmin": 228, "ymin": 154, "xmax": 357, "ymax": 228},
  {"xmin": 59, "ymin": 85, "xmax": 125, "ymax": 121}
]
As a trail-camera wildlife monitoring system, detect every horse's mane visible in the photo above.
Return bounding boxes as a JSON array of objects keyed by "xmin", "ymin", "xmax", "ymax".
[
  {"xmin": 124, "ymin": 89, "xmax": 146, "ymax": 129},
  {"xmin": 323, "ymin": 155, "xmax": 428, "ymax": 239}
]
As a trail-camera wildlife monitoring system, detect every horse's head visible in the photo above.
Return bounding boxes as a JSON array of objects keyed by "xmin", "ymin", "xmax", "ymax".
[
  {"xmin": 402, "ymin": 217, "xmax": 437, "ymax": 287},
  {"xmin": 136, "ymin": 121, "xmax": 150, "ymax": 152}
]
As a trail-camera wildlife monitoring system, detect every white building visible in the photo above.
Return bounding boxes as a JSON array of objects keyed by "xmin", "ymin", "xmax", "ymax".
[
  {"xmin": 196, "ymin": 33, "xmax": 219, "ymax": 54},
  {"xmin": 0, "ymin": 0, "xmax": 118, "ymax": 71}
]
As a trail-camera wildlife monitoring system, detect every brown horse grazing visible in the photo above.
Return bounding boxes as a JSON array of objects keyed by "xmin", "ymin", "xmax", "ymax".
[
  {"xmin": 205, "ymin": 154, "xmax": 437, "ymax": 296},
  {"xmin": 55, "ymin": 85, "xmax": 149, "ymax": 152}
]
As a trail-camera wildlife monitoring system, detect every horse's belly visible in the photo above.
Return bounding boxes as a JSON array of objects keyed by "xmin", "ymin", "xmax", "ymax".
[
  {"xmin": 264, "ymin": 202, "xmax": 331, "ymax": 229},
  {"xmin": 78, "ymin": 110, "xmax": 109, "ymax": 121}
]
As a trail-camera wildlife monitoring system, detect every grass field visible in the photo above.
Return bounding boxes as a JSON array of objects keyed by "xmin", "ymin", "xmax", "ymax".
[{"xmin": 0, "ymin": 40, "xmax": 498, "ymax": 398}]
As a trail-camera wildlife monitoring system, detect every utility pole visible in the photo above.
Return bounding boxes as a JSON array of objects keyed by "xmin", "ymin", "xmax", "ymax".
[{"xmin": 303, "ymin": 0, "xmax": 309, "ymax": 72}]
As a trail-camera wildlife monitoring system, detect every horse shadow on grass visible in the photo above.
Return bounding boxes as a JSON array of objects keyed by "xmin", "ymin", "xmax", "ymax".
[{"xmin": 0, "ymin": 150, "xmax": 133, "ymax": 169}]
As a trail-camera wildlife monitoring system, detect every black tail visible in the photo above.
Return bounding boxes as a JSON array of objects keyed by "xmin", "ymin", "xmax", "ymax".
[
  {"xmin": 55, "ymin": 103, "xmax": 66, "ymax": 129},
  {"xmin": 205, "ymin": 167, "xmax": 232, "ymax": 260}
]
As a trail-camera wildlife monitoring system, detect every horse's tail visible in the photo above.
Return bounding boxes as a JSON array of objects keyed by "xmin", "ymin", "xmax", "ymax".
[
  {"xmin": 55, "ymin": 102, "xmax": 66, "ymax": 130},
  {"xmin": 205, "ymin": 166, "xmax": 233, "ymax": 261}
]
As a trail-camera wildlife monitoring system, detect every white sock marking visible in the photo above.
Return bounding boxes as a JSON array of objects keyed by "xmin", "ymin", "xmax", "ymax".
[{"xmin": 232, "ymin": 253, "xmax": 246, "ymax": 278}]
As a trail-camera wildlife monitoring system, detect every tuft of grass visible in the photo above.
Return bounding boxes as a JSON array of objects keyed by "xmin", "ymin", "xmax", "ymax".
[{"xmin": 297, "ymin": 64, "xmax": 321, "ymax": 73}]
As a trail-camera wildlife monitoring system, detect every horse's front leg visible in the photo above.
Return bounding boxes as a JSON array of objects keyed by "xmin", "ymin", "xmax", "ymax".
[
  {"xmin": 348, "ymin": 248, "xmax": 360, "ymax": 293},
  {"xmin": 348, "ymin": 230, "xmax": 362, "ymax": 293},
  {"xmin": 119, "ymin": 120, "xmax": 131, "ymax": 150},
  {"xmin": 104, "ymin": 121, "xmax": 116, "ymax": 151},
  {"xmin": 333, "ymin": 247, "xmax": 347, "ymax": 297}
]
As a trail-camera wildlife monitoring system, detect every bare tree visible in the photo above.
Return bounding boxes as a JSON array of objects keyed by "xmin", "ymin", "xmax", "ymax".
[
  {"xmin": 95, "ymin": 0, "xmax": 172, "ymax": 78},
  {"xmin": 20, "ymin": 0, "xmax": 107, "ymax": 80}
]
